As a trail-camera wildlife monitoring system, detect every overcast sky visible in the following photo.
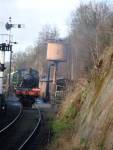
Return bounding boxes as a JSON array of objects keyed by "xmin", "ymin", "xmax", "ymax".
[{"xmin": 0, "ymin": 0, "xmax": 81, "ymax": 61}]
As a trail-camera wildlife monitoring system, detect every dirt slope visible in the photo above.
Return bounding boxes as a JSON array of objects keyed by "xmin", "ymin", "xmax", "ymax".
[{"xmin": 49, "ymin": 45, "xmax": 113, "ymax": 150}]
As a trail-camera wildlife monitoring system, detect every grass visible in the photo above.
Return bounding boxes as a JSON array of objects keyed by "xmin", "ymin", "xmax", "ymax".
[
  {"xmin": 80, "ymin": 138, "xmax": 86, "ymax": 145},
  {"xmin": 52, "ymin": 120, "xmax": 72, "ymax": 135},
  {"xmin": 99, "ymin": 143, "xmax": 105, "ymax": 150},
  {"xmin": 50, "ymin": 105, "xmax": 77, "ymax": 137},
  {"xmin": 63, "ymin": 105, "xmax": 78, "ymax": 121}
]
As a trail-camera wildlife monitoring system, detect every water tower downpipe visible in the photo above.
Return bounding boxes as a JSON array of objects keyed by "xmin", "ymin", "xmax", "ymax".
[
  {"xmin": 52, "ymin": 61, "xmax": 58, "ymax": 104},
  {"xmin": 45, "ymin": 63, "xmax": 54, "ymax": 101},
  {"xmin": 45, "ymin": 64, "xmax": 51, "ymax": 101}
]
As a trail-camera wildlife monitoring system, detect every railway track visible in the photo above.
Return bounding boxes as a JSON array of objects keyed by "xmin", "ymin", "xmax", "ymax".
[
  {"xmin": 0, "ymin": 100, "xmax": 22, "ymax": 133},
  {"xmin": 0, "ymin": 107, "xmax": 41, "ymax": 150}
]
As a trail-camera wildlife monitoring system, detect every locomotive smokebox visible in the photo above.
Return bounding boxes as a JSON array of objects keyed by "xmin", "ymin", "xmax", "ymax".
[{"xmin": 47, "ymin": 41, "xmax": 65, "ymax": 62}]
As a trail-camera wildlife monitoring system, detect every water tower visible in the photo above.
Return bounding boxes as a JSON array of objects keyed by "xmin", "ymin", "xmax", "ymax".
[
  {"xmin": 47, "ymin": 42, "xmax": 65, "ymax": 62},
  {"xmin": 46, "ymin": 40, "xmax": 65, "ymax": 103}
]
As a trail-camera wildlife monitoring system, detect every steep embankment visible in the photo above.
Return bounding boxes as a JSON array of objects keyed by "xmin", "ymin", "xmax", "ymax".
[{"xmin": 49, "ymin": 45, "xmax": 113, "ymax": 150}]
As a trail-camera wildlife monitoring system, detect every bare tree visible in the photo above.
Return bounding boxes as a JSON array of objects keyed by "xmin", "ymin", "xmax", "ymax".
[
  {"xmin": 33, "ymin": 25, "xmax": 59, "ymax": 76},
  {"xmin": 68, "ymin": 1, "xmax": 113, "ymax": 80},
  {"xmin": 12, "ymin": 25, "xmax": 59, "ymax": 76}
]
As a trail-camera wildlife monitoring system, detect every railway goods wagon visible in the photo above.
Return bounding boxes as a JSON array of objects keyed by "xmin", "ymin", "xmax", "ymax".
[{"xmin": 11, "ymin": 68, "xmax": 40, "ymax": 106}]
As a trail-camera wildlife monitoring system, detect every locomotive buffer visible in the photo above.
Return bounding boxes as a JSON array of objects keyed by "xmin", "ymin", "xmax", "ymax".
[{"xmin": 0, "ymin": 43, "xmax": 12, "ymax": 111}]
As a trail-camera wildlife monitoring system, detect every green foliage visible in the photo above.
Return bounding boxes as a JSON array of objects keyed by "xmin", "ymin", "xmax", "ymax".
[
  {"xmin": 80, "ymin": 138, "xmax": 88, "ymax": 149},
  {"xmin": 99, "ymin": 143, "xmax": 105, "ymax": 150},
  {"xmin": 80, "ymin": 138, "xmax": 87, "ymax": 145},
  {"xmin": 52, "ymin": 119, "xmax": 72, "ymax": 136},
  {"xmin": 81, "ymin": 87, "xmax": 88, "ymax": 100},
  {"xmin": 51, "ymin": 105, "xmax": 77, "ymax": 136},
  {"xmin": 64, "ymin": 105, "xmax": 77, "ymax": 121}
]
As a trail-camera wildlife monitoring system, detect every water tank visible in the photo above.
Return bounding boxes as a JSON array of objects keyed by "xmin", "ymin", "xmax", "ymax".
[{"xmin": 47, "ymin": 42, "xmax": 65, "ymax": 61}]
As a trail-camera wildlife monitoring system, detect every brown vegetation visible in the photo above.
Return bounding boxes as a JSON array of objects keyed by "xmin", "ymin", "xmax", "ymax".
[
  {"xmin": 46, "ymin": 1, "xmax": 113, "ymax": 150},
  {"xmin": 49, "ymin": 44, "xmax": 113, "ymax": 150}
]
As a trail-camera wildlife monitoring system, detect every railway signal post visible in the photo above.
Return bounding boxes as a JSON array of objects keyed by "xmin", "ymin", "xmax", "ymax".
[
  {"xmin": 0, "ymin": 17, "xmax": 24, "ymax": 111},
  {"xmin": 5, "ymin": 17, "xmax": 24, "ymax": 95},
  {"xmin": 0, "ymin": 43, "xmax": 12, "ymax": 111}
]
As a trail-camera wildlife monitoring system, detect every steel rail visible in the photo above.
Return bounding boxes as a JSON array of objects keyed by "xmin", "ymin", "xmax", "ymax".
[
  {"xmin": 18, "ymin": 106, "xmax": 41, "ymax": 150},
  {"xmin": 0, "ymin": 103, "xmax": 23, "ymax": 133}
]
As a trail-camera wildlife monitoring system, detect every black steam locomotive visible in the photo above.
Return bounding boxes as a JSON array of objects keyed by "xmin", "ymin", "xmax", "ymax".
[{"xmin": 11, "ymin": 68, "xmax": 40, "ymax": 106}]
